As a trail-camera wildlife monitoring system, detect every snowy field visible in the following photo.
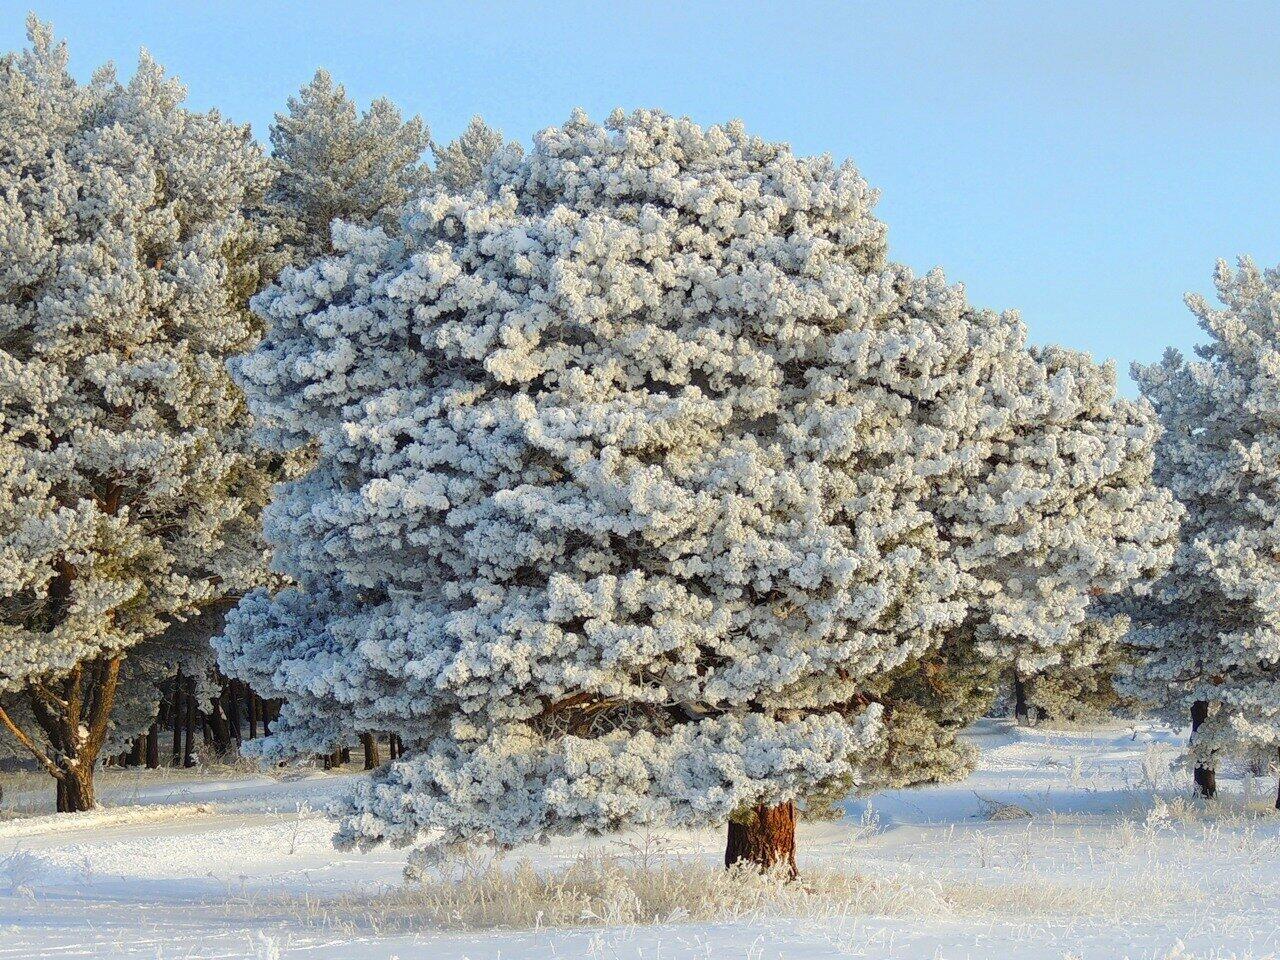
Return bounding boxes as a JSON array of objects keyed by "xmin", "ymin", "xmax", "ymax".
[{"xmin": 1, "ymin": 722, "xmax": 1278, "ymax": 960}]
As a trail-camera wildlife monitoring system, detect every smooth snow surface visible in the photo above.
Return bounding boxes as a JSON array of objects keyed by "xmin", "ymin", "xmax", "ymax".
[{"xmin": 2, "ymin": 722, "xmax": 1278, "ymax": 959}]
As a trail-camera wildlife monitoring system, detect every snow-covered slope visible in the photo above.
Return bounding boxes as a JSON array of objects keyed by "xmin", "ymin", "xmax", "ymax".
[{"xmin": 1, "ymin": 722, "xmax": 1277, "ymax": 959}]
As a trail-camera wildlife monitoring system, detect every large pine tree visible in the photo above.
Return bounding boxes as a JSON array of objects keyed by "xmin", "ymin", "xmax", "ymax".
[
  {"xmin": 0, "ymin": 19, "xmax": 278, "ymax": 810},
  {"xmin": 218, "ymin": 109, "xmax": 1175, "ymax": 871}
]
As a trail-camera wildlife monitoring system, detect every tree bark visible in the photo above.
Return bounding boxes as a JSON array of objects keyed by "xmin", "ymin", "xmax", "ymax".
[
  {"xmin": 724, "ymin": 802, "xmax": 798, "ymax": 878},
  {"xmin": 207, "ymin": 699, "xmax": 230, "ymax": 754},
  {"xmin": 171, "ymin": 668, "xmax": 184, "ymax": 766},
  {"xmin": 361, "ymin": 732, "xmax": 381, "ymax": 769},
  {"xmin": 1013, "ymin": 671, "xmax": 1032, "ymax": 726},
  {"xmin": 224, "ymin": 681, "xmax": 242, "ymax": 744},
  {"xmin": 58, "ymin": 764, "xmax": 95, "ymax": 813},
  {"xmin": 1190, "ymin": 700, "xmax": 1217, "ymax": 799},
  {"xmin": 6, "ymin": 655, "xmax": 123, "ymax": 814},
  {"xmin": 146, "ymin": 721, "xmax": 160, "ymax": 769},
  {"xmin": 183, "ymin": 674, "xmax": 197, "ymax": 767}
]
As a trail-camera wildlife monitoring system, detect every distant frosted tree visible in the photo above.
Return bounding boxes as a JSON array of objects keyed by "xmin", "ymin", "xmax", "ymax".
[
  {"xmin": 218, "ymin": 109, "xmax": 1175, "ymax": 873},
  {"xmin": 431, "ymin": 115, "xmax": 517, "ymax": 192},
  {"xmin": 949, "ymin": 344, "xmax": 1179, "ymax": 727},
  {"xmin": 1128, "ymin": 259, "xmax": 1280, "ymax": 803},
  {"xmin": 0, "ymin": 19, "xmax": 278, "ymax": 811},
  {"xmin": 268, "ymin": 69, "xmax": 431, "ymax": 261}
]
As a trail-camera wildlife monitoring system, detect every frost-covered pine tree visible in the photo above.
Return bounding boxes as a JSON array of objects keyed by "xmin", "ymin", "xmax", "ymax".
[
  {"xmin": 0, "ymin": 19, "xmax": 278, "ymax": 811},
  {"xmin": 267, "ymin": 69, "xmax": 431, "ymax": 261},
  {"xmin": 1127, "ymin": 259, "xmax": 1280, "ymax": 804},
  {"xmin": 262, "ymin": 69, "xmax": 436, "ymax": 767},
  {"xmin": 431, "ymin": 115, "xmax": 517, "ymax": 192},
  {"xmin": 218, "ymin": 109, "xmax": 1175, "ymax": 872},
  {"xmin": 952, "ymin": 344, "xmax": 1180, "ymax": 728}
]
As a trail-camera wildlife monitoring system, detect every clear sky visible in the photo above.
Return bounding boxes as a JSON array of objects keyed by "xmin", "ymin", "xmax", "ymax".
[{"xmin": 6, "ymin": 1, "xmax": 1278, "ymax": 393}]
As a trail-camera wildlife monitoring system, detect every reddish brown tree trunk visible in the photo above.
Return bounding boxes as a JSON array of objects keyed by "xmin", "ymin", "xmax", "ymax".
[
  {"xmin": 10, "ymin": 655, "xmax": 123, "ymax": 814},
  {"xmin": 57, "ymin": 765, "xmax": 95, "ymax": 813},
  {"xmin": 724, "ymin": 802, "xmax": 798, "ymax": 878},
  {"xmin": 0, "ymin": 500, "xmax": 125, "ymax": 812}
]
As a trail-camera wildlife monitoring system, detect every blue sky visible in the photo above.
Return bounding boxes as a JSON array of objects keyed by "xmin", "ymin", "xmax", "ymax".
[{"xmin": 6, "ymin": 1, "xmax": 1278, "ymax": 393}]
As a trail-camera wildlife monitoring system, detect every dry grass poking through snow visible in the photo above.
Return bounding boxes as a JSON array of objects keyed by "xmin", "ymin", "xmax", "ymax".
[
  {"xmin": 239, "ymin": 855, "xmax": 896, "ymax": 932},
  {"xmin": 233, "ymin": 838, "xmax": 1246, "ymax": 936}
]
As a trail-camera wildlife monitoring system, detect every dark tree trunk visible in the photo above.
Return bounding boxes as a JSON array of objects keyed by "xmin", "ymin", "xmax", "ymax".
[
  {"xmin": 1013, "ymin": 671, "xmax": 1031, "ymax": 726},
  {"xmin": 1190, "ymin": 700, "xmax": 1217, "ymax": 799},
  {"xmin": 183, "ymin": 675, "xmax": 197, "ymax": 767},
  {"xmin": 171, "ymin": 668, "xmax": 184, "ymax": 766},
  {"xmin": 248, "ymin": 691, "xmax": 258, "ymax": 740},
  {"xmin": 1275, "ymin": 747, "xmax": 1280, "ymax": 811},
  {"xmin": 724, "ymin": 802, "xmax": 798, "ymax": 878},
  {"xmin": 129, "ymin": 734, "xmax": 145, "ymax": 767},
  {"xmin": 224, "ymin": 682, "xmax": 242, "ymax": 744},
  {"xmin": 0, "ymin": 508, "xmax": 126, "ymax": 812},
  {"xmin": 207, "ymin": 700, "xmax": 230, "ymax": 754},
  {"xmin": 361, "ymin": 732, "xmax": 381, "ymax": 769},
  {"xmin": 146, "ymin": 721, "xmax": 160, "ymax": 769}
]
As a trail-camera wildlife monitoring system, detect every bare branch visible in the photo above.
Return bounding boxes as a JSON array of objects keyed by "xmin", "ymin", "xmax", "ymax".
[{"xmin": 0, "ymin": 701, "xmax": 61, "ymax": 779}]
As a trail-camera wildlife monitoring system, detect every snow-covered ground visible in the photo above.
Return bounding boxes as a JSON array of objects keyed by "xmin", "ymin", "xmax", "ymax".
[{"xmin": 1, "ymin": 721, "xmax": 1278, "ymax": 959}]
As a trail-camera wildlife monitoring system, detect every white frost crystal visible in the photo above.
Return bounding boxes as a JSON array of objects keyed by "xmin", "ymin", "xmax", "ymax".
[
  {"xmin": 1128, "ymin": 259, "xmax": 1280, "ymax": 768},
  {"xmin": 219, "ymin": 109, "xmax": 1175, "ymax": 851}
]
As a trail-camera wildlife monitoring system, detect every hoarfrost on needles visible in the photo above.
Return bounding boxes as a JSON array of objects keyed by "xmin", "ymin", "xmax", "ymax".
[
  {"xmin": 0, "ymin": 18, "xmax": 278, "ymax": 792},
  {"xmin": 218, "ymin": 108, "xmax": 1176, "ymax": 853}
]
